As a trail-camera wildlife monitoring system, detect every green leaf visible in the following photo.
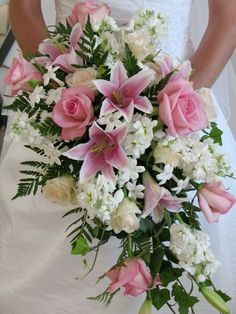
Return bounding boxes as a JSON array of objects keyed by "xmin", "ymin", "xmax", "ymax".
[
  {"xmin": 209, "ymin": 122, "xmax": 223, "ymax": 145},
  {"xmin": 151, "ymin": 288, "xmax": 171, "ymax": 311},
  {"xmin": 172, "ymin": 283, "xmax": 198, "ymax": 314},
  {"xmin": 71, "ymin": 236, "xmax": 90, "ymax": 256},
  {"xmin": 160, "ymin": 267, "xmax": 183, "ymax": 287},
  {"xmin": 123, "ymin": 43, "xmax": 141, "ymax": 76},
  {"xmin": 215, "ymin": 290, "xmax": 232, "ymax": 303},
  {"xmin": 150, "ymin": 246, "xmax": 164, "ymax": 279},
  {"xmin": 139, "ymin": 218, "xmax": 155, "ymax": 235}
]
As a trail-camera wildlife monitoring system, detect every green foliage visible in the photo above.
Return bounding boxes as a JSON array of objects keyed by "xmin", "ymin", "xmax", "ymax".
[
  {"xmin": 150, "ymin": 246, "xmax": 165, "ymax": 279},
  {"xmin": 159, "ymin": 263, "xmax": 183, "ymax": 287},
  {"xmin": 151, "ymin": 288, "xmax": 171, "ymax": 311},
  {"xmin": 172, "ymin": 283, "xmax": 199, "ymax": 314},
  {"xmin": 36, "ymin": 117, "xmax": 61, "ymax": 136},
  {"xmin": 76, "ymin": 17, "xmax": 109, "ymax": 68},
  {"xmin": 12, "ymin": 177, "xmax": 41, "ymax": 200},
  {"xmin": 71, "ymin": 236, "xmax": 90, "ymax": 256},
  {"xmin": 87, "ymin": 288, "xmax": 119, "ymax": 308},
  {"xmin": 123, "ymin": 43, "xmax": 141, "ymax": 76},
  {"xmin": 4, "ymin": 93, "xmax": 31, "ymax": 113},
  {"xmin": 201, "ymin": 122, "xmax": 223, "ymax": 146}
]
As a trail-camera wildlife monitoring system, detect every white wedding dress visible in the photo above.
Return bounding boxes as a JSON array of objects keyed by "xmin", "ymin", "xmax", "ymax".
[{"xmin": 1, "ymin": 1, "xmax": 236, "ymax": 313}]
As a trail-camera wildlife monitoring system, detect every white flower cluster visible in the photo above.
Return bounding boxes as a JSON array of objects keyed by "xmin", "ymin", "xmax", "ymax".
[
  {"xmin": 154, "ymin": 132, "xmax": 231, "ymax": 184},
  {"xmin": 130, "ymin": 9, "xmax": 168, "ymax": 41},
  {"xmin": 123, "ymin": 113, "xmax": 157, "ymax": 158},
  {"xmin": 170, "ymin": 224, "xmax": 220, "ymax": 282},
  {"xmin": 77, "ymin": 175, "xmax": 124, "ymax": 223}
]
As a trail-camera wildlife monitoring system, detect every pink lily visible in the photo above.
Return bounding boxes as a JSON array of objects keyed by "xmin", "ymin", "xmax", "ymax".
[
  {"xmin": 39, "ymin": 23, "xmax": 83, "ymax": 73},
  {"xmin": 93, "ymin": 61, "xmax": 153, "ymax": 122},
  {"xmin": 142, "ymin": 172, "xmax": 185, "ymax": 223},
  {"xmin": 159, "ymin": 56, "xmax": 192, "ymax": 81},
  {"xmin": 63, "ymin": 122, "xmax": 129, "ymax": 182}
]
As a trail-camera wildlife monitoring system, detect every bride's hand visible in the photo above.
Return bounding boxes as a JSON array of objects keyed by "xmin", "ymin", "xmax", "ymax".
[
  {"xmin": 191, "ymin": 0, "xmax": 236, "ymax": 88},
  {"xmin": 9, "ymin": 0, "xmax": 48, "ymax": 54}
]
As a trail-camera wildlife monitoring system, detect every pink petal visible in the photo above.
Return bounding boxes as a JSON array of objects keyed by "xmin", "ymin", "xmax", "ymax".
[
  {"xmin": 39, "ymin": 42, "xmax": 62, "ymax": 61},
  {"xmin": 93, "ymin": 79, "xmax": 117, "ymax": 98},
  {"xmin": 121, "ymin": 70, "xmax": 152, "ymax": 99},
  {"xmin": 109, "ymin": 123, "xmax": 127, "ymax": 143},
  {"xmin": 115, "ymin": 102, "xmax": 134, "ymax": 122},
  {"xmin": 80, "ymin": 151, "xmax": 106, "ymax": 182},
  {"xmin": 104, "ymin": 146, "xmax": 128, "ymax": 170},
  {"xmin": 100, "ymin": 99, "xmax": 116, "ymax": 116},
  {"xmin": 89, "ymin": 122, "xmax": 113, "ymax": 143},
  {"xmin": 198, "ymin": 193, "xmax": 219, "ymax": 223},
  {"xmin": 70, "ymin": 23, "xmax": 83, "ymax": 50},
  {"xmin": 134, "ymin": 96, "xmax": 153, "ymax": 114},
  {"xmin": 159, "ymin": 93, "xmax": 178, "ymax": 136},
  {"xmin": 63, "ymin": 141, "xmax": 93, "ymax": 160},
  {"xmin": 102, "ymin": 165, "xmax": 116, "ymax": 182},
  {"xmin": 105, "ymin": 267, "xmax": 120, "ymax": 283},
  {"xmin": 110, "ymin": 61, "xmax": 128, "ymax": 85},
  {"xmin": 109, "ymin": 272, "xmax": 136, "ymax": 293},
  {"xmin": 61, "ymin": 125, "xmax": 86, "ymax": 140}
]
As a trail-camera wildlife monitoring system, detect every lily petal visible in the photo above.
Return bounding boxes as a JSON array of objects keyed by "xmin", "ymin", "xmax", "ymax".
[
  {"xmin": 80, "ymin": 151, "xmax": 106, "ymax": 182},
  {"xmin": 134, "ymin": 96, "xmax": 153, "ymax": 114},
  {"xmin": 121, "ymin": 70, "xmax": 152, "ymax": 99},
  {"xmin": 110, "ymin": 60, "xmax": 128, "ymax": 85},
  {"xmin": 93, "ymin": 79, "xmax": 117, "ymax": 98},
  {"xmin": 63, "ymin": 141, "xmax": 93, "ymax": 160}
]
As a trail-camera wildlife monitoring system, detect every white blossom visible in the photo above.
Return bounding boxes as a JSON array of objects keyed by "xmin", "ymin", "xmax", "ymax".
[
  {"xmin": 126, "ymin": 181, "xmax": 145, "ymax": 199},
  {"xmin": 123, "ymin": 114, "xmax": 157, "ymax": 158},
  {"xmin": 170, "ymin": 224, "xmax": 220, "ymax": 282},
  {"xmin": 46, "ymin": 87, "xmax": 64, "ymax": 105},
  {"xmin": 156, "ymin": 164, "xmax": 174, "ymax": 185},
  {"xmin": 29, "ymin": 86, "xmax": 46, "ymax": 107},
  {"xmin": 97, "ymin": 111, "xmax": 123, "ymax": 131},
  {"xmin": 43, "ymin": 65, "xmax": 65, "ymax": 87}
]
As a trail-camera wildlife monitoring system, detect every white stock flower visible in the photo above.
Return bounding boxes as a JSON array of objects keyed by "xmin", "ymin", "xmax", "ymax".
[
  {"xmin": 43, "ymin": 65, "xmax": 64, "ymax": 87},
  {"xmin": 170, "ymin": 224, "xmax": 220, "ymax": 282},
  {"xmin": 126, "ymin": 182, "xmax": 145, "ymax": 199},
  {"xmin": 46, "ymin": 87, "xmax": 64, "ymax": 105},
  {"xmin": 29, "ymin": 86, "xmax": 46, "ymax": 107},
  {"xmin": 123, "ymin": 114, "xmax": 157, "ymax": 158},
  {"xmin": 156, "ymin": 164, "xmax": 174, "ymax": 185},
  {"xmin": 97, "ymin": 111, "xmax": 123, "ymax": 132},
  {"xmin": 117, "ymin": 158, "xmax": 145, "ymax": 187}
]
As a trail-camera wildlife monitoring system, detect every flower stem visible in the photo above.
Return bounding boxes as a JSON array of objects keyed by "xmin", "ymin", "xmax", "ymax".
[{"xmin": 127, "ymin": 234, "xmax": 133, "ymax": 258}]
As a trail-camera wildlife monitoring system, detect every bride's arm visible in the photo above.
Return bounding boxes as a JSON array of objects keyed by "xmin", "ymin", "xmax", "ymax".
[
  {"xmin": 9, "ymin": 0, "xmax": 48, "ymax": 54},
  {"xmin": 191, "ymin": 0, "xmax": 236, "ymax": 88}
]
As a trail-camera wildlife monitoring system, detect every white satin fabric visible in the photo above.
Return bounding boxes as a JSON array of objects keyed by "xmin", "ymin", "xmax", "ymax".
[{"xmin": 0, "ymin": 1, "xmax": 236, "ymax": 313}]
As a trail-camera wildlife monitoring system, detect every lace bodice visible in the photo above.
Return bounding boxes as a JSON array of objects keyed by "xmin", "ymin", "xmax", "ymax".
[{"xmin": 55, "ymin": 0, "xmax": 193, "ymax": 60}]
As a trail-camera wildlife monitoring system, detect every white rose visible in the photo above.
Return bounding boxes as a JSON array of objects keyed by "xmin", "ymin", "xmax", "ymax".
[
  {"xmin": 110, "ymin": 198, "xmax": 140, "ymax": 234},
  {"xmin": 198, "ymin": 88, "xmax": 217, "ymax": 122},
  {"xmin": 42, "ymin": 176, "xmax": 77, "ymax": 205},
  {"xmin": 123, "ymin": 30, "xmax": 154, "ymax": 61},
  {"xmin": 154, "ymin": 146, "xmax": 181, "ymax": 167},
  {"xmin": 65, "ymin": 67, "xmax": 97, "ymax": 91}
]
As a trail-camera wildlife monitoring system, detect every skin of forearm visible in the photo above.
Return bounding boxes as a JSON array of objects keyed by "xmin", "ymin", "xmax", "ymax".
[
  {"xmin": 191, "ymin": 0, "xmax": 236, "ymax": 89},
  {"xmin": 9, "ymin": 0, "xmax": 48, "ymax": 54},
  {"xmin": 191, "ymin": 20, "xmax": 236, "ymax": 89}
]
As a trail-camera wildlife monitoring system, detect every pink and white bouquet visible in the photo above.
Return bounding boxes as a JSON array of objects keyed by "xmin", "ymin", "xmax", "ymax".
[{"xmin": 4, "ymin": 2, "xmax": 235, "ymax": 313}]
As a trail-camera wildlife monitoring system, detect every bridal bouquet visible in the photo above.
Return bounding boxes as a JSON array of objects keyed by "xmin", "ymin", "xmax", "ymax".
[{"xmin": 4, "ymin": 1, "xmax": 235, "ymax": 313}]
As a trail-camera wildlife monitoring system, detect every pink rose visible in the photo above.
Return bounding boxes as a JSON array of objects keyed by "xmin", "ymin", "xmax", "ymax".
[
  {"xmin": 52, "ymin": 86, "xmax": 95, "ymax": 140},
  {"xmin": 197, "ymin": 181, "xmax": 236, "ymax": 223},
  {"xmin": 158, "ymin": 79, "xmax": 208, "ymax": 136},
  {"xmin": 105, "ymin": 258, "xmax": 160, "ymax": 297},
  {"xmin": 4, "ymin": 56, "xmax": 43, "ymax": 95},
  {"xmin": 68, "ymin": 1, "xmax": 111, "ymax": 27}
]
